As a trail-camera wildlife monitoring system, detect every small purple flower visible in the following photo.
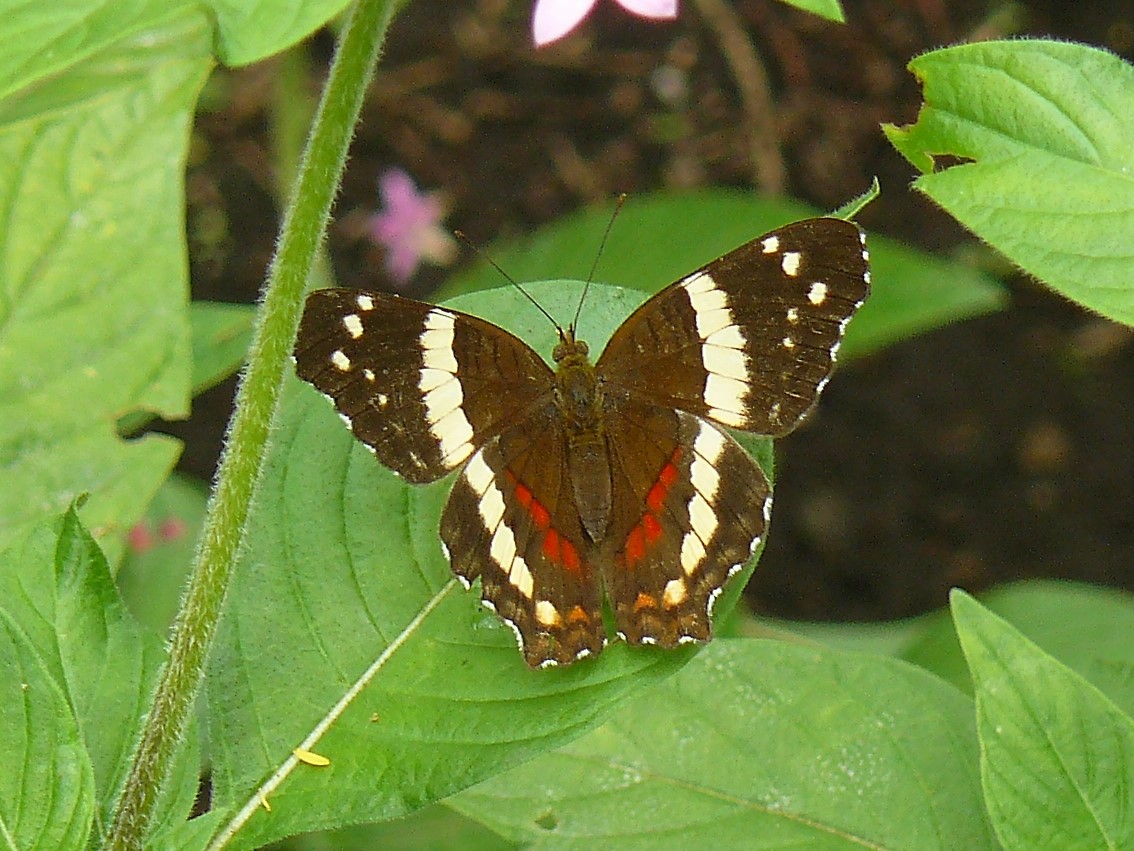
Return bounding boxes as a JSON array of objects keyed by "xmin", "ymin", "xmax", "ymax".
[
  {"xmin": 368, "ymin": 169, "xmax": 457, "ymax": 286},
  {"xmin": 533, "ymin": 0, "xmax": 678, "ymax": 46}
]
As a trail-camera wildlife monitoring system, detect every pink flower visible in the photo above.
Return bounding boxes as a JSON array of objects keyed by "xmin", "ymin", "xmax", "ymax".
[
  {"xmin": 127, "ymin": 522, "xmax": 156, "ymax": 554},
  {"xmin": 533, "ymin": 0, "xmax": 678, "ymax": 46},
  {"xmin": 368, "ymin": 169, "xmax": 457, "ymax": 286}
]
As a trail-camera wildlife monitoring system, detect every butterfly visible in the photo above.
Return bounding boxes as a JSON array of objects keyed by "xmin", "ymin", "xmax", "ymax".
[{"xmin": 293, "ymin": 217, "xmax": 870, "ymax": 667}]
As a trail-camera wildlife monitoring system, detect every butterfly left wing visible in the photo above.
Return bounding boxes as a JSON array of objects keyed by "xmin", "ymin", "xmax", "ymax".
[
  {"xmin": 598, "ymin": 400, "xmax": 771, "ymax": 646},
  {"xmin": 440, "ymin": 403, "xmax": 606, "ymax": 667},
  {"xmin": 294, "ymin": 289, "xmax": 554, "ymax": 482},
  {"xmin": 596, "ymin": 217, "xmax": 870, "ymax": 437}
]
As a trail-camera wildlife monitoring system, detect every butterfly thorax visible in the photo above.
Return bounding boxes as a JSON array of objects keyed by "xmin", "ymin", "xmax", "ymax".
[{"xmin": 552, "ymin": 330, "xmax": 613, "ymax": 543}]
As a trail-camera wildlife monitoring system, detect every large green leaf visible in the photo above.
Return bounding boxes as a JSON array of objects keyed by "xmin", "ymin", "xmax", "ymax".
[
  {"xmin": 0, "ymin": 509, "xmax": 200, "ymax": 842},
  {"xmin": 0, "ymin": 7, "xmax": 213, "ymax": 557},
  {"xmin": 885, "ymin": 40, "xmax": 1134, "ymax": 325},
  {"xmin": 902, "ymin": 581, "xmax": 1134, "ymax": 719},
  {"xmin": 953, "ymin": 591, "xmax": 1134, "ymax": 850},
  {"xmin": 451, "ymin": 638, "xmax": 996, "ymax": 848},
  {"xmin": 0, "ymin": 608, "xmax": 94, "ymax": 850}
]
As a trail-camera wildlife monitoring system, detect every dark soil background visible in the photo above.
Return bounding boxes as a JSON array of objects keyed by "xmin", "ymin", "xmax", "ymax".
[{"xmin": 170, "ymin": 0, "xmax": 1134, "ymax": 625}]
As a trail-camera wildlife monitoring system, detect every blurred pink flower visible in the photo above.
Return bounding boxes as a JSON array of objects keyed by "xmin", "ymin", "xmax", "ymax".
[
  {"xmin": 533, "ymin": 0, "xmax": 678, "ymax": 46},
  {"xmin": 158, "ymin": 516, "xmax": 188, "ymax": 543},
  {"xmin": 369, "ymin": 169, "xmax": 457, "ymax": 286},
  {"xmin": 127, "ymin": 522, "xmax": 156, "ymax": 554}
]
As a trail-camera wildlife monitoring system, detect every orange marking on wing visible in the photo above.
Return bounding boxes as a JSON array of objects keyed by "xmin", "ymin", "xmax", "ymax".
[
  {"xmin": 634, "ymin": 591, "xmax": 658, "ymax": 611},
  {"xmin": 642, "ymin": 512, "xmax": 662, "ymax": 543},
  {"xmin": 561, "ymin": 539, "xmax": 581, "ymax": 573},
  {"xmin": 568, "ymin": 604, "xmax": 590, "ymax": 624},
  {"xmin": 514, "ymin": 480, "xmax": 533, "ymax": 508}
]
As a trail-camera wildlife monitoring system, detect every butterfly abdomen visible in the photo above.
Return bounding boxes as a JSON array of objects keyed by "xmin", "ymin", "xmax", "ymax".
[{"xmin": 553, "ymin": 347, "xmax": 615, "ymax": 543}]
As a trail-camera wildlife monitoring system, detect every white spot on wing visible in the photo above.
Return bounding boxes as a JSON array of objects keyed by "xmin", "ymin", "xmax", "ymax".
[
  {"xmin": 782, "ymin": 251, "xmax": 802, "ymax": 277},
  {"xmin": 342, "ymin": 314, "xmax": 364, "ymax": 339},
  {"xmin": 808, "ymin": 282, "xmax": 828, "ymax": 305},
  {"xmin": 663, "ymin": 578, "xmax": 687, "ymax": 608},
  {"xmin": 331, "ymin": 350, "xmax": 350, "ymax": 371},
  {"xmin": 535, "ymin": 600, "xmax": 561, "ymax": 627},
  {"xmin": 707, "ymin": 325, "xmax": 744, "ymax": 349},
  {"xmin": 418, "ymin": 310, "xmax": 473, "ymax": 466},
  {"xmin": 479, "ymin": 482, "xmax": 506, "ymax": 530},
  {"xmin": 508, "ymin": 555, "xmax": 534, "ymax": 599},
  {"xmin": 680, "ymin": 423, "xmax": 727, "ymax": 575},
  {"xmin": 702, "ymin": 344, "xmax": 748, "ymax": 381},
  {"xmin": 465, "ymin": 451, "xmax": 494, "ymax": 496},
  {"xmin": 761, "ymin": 235, "xmax": 779, "ymax": 253},
  {"xmin": 703, "ymin": 373, "xmax": 747, "ymax": 421},
  {"xmin": 786, "ymin": 307, "xmax": 799, "ymax": 323},
  {"xmin": 363, "ymin": 368, "xmax": 375, "ymax": 382},
  {"xmin": 356, "ymin": 294, "xmax": 375, "ymax": 311}
]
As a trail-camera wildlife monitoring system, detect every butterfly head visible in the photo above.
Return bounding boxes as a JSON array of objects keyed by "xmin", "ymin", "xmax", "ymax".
[{"xmin": 552, "ymin": 325, "xmax": 589, "ymax": 364}]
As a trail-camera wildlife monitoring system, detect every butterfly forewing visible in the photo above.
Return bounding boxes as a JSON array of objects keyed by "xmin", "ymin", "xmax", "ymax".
[
  {"xmin": 597, "ymin": 217, "xmax": 869, "ymax": 436},
  {"xmin": 294, "ymin": 290, "xmax": 554, "ymax": 482}
]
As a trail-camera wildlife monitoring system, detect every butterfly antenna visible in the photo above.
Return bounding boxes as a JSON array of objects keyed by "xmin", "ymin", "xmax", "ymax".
[
  {"xmin": 455, "ymin": 230, "xmax": 560, "ymax": 332},
  {"xmin": 571, "ymin": 193, "xmax": 627, "ymax": 332}
]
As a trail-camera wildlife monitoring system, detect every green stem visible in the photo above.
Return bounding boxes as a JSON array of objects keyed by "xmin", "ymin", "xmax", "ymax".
[{"xmin": 102, "ymin": 1, "xmax": 399, "ymax": 848}]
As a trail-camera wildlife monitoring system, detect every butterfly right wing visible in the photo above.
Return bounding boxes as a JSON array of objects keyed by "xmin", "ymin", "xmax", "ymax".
[
  {"xmin": 440, "ymin": 405, "xmax": 606, "ymax": 668},
  {"xmin": 596, "ymin": 218, "xmax": 870, "ymax": 437},
  {"xmin": 294, "ymin": 289, "xmax": 555, "ymax": 483}
]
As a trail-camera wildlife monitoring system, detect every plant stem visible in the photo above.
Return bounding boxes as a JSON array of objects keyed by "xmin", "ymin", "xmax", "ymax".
[{"xmin": 102, "ymin": 1, "xmax": 399, "ymax": 847}]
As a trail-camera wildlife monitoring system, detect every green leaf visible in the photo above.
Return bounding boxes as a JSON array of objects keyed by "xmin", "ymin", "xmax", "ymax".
[
  {"xmin": 187, "ymin": 301, "xmax": 255, "ymax": 393},
  {"xmin": 0, "ymin": 7, "xmax": 213, "ymax": 557},
  {"xmin": 211, "ymin": 0, "xmax": 355, "ymax": 67},
  {"xmin": 438, "ymin": 190, "xmax": 1004, "ymax": 360},
  {"xmin": 265, "ymin": 805, "xmax": 516, "ymax": 851},
  {"xmin": 451, "ymin": 638, "xmax": 996, "ymax": 849},
  {"xmin": 903, "ymin": 581, "xmax": 1134, "ymax": 720},
  {"xmin": 0, "ymin": 509, "xmax": 199, "ymax": 842},
  {"xmin": 0, "ymin": 608, "xmax": 94, "ymax": 850},
  {"xmin": 952, "ymin": 590, "xmax": 1134, "ymax": 850},
  {"xmin": 205, "ymin": 281, "xmax": 771, "ymax": 849},
  {"xmin": 778, "ymin": 0, "xmax": 846, "ymax": 24},
  {"xmin": 884, "ymin": 40, "xmax": 1134, "ymax": 325},
  {"xmin": 118, "ymin": 301, "xmax": 256, "ymax": 435}
]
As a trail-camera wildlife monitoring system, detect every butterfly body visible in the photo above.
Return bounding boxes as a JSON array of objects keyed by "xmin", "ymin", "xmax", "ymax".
[{"xmin": 293, "ymin": 217, "xmax": 871, "ymax": 667}]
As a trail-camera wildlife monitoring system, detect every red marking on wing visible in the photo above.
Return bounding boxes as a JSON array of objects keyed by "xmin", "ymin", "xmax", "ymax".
[
  {"xmin": 626, "ymin": 526, "xmax": 645, "ymax": 565},
  {"xmin": 543, "ymin": 529, "xmax": 560, "ymax": 561},
  {"xmin": 530, "ymin": 500, "xmax": 551, "ymax": 529},
  {"xmin": 505, "ymin": 471, "xmax": 584, "ymax": 573},
  {"xmin": 623, "ymin": 448, "xmax": 684, "ymax": 568},
  {"xmin": 642, "ymin": 512, "xmax": 662, "ymax": 543},
  {"xmin": 561, "ymin": 539, "xmax": 581, "ymax": 573}
]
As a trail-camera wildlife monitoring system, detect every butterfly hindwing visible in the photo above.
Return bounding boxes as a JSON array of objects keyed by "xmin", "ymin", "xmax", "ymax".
[
  {"xmin": 440, "ymin": 407, "xmax": 606, "ymax": 667},
  {"xmin": 600, "ymin": 402, "xmax": 771, "ymax": 646},
  {"xmin": 597, "ymin": 217, "xmax": 869, "ymax": 436},
  {"xmin": 294, "ymin": 290, "xmax": 554, "ymax": 482}
]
